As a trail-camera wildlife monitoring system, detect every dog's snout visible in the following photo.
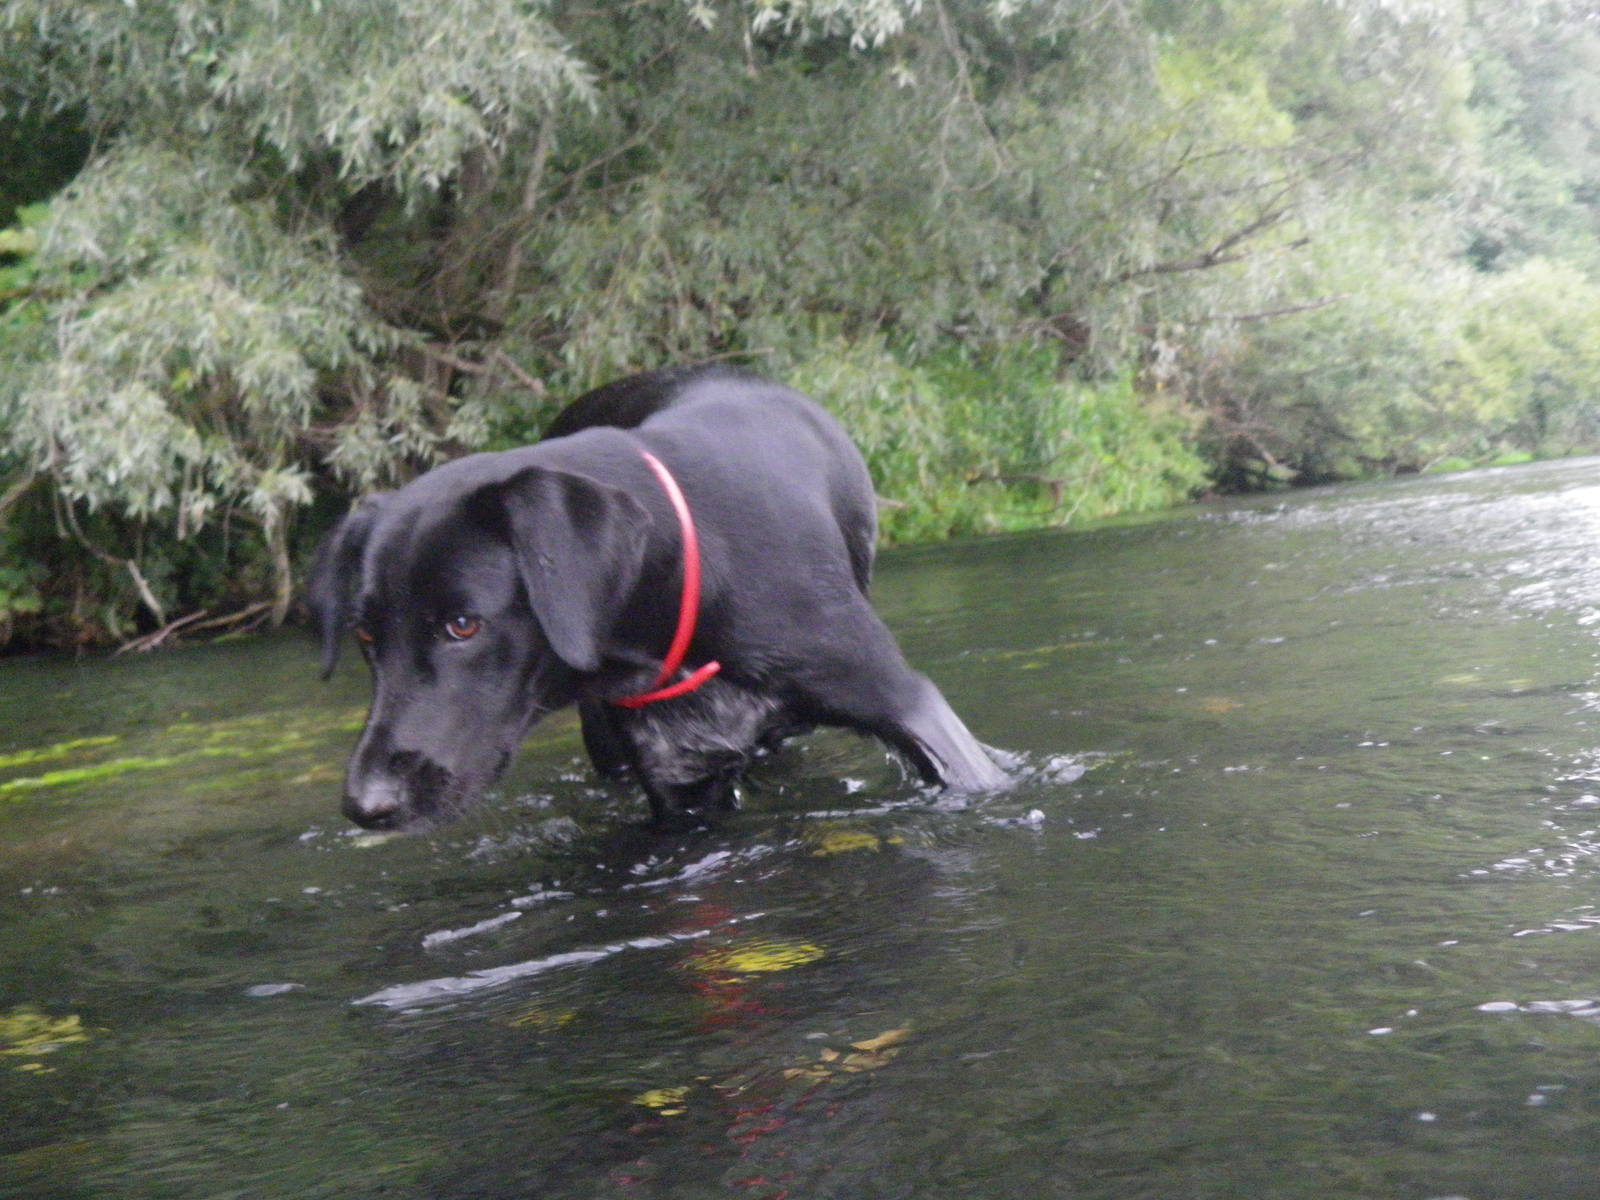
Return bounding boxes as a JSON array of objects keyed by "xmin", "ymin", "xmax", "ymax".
[
  {"xmin": 341, "ymin": 744, "xmax": 459, "ymax": 829},
  {"xmin": 339, "ymin": 732, "xmax": 411, "ymax": 828},
  {"xmin": 343, "ymin": 786, "xmax": 403, "ymax": 829}
]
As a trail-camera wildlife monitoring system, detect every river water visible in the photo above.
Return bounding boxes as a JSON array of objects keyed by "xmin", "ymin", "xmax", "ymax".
[{"xmin": 7, "ymin": 458, "xmax": 1600, "ymax": 1198}]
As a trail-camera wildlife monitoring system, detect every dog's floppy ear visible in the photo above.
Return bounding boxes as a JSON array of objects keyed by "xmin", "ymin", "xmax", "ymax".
[
  {"xmin": 306, "ymin": 496, "xmax": 386, "ymax": 679},
  {"xmin": 495, "ymin": 467, "xmax": 653, "ymax": 673}
]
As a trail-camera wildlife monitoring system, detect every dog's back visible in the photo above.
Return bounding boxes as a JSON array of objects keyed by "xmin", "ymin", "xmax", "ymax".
[
  {"xmin": 541, "ymin": 364, "xmax": 759, "ymax": 441},
  {"xmin": 543, "ymin": 365, "xmax": 877, "ymax": 593}
]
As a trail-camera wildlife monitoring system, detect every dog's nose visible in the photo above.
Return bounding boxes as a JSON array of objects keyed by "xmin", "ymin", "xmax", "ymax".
[{"xmin": 343, "ymin": 788, "xmax": 404, "ymax": 829}]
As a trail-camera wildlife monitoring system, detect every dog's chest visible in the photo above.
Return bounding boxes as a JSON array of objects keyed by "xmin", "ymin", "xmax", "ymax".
[{"xmin": 623, "ymin": 679, "xmax": 785, "ymax": 786}]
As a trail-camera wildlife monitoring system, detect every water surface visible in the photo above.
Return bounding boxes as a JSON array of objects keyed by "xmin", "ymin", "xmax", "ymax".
[{"xmin": 7, "ymin": 459, "xmax": 1600, "ymax": 1198}]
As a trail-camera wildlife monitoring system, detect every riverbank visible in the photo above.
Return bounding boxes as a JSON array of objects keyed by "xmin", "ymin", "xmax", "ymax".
[{"xmin": 8, "ymin": 441, "xmax": 1592, "ymax": 661}]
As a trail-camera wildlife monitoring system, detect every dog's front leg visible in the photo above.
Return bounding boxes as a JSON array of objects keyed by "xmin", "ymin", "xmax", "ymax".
[
  {"xmin": 608, "ymin": 679, "xmax": 787, "ymax": 826},
  {"xmin": 787, "ymin": 608, "xmax": 1007, "ymax": 793},
  {"xmin": 886, "ymin": 673, "xmax": 1009, "ymax": 792},
  {"xmin": 605, "ymin": 703, "xmax": 747, "ymax": 827},
  {"xmin": 636, "ymin": 769, "xmax": 741, "ymax": 829},
  {"xmin": 578, "ymin": 699, "xmax": 634, "ymax": 780}
]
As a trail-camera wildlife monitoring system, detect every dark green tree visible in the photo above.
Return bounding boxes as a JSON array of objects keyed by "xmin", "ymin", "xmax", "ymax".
[{"xmin": 4, "ymin": 0, "xmax": 1600, "ymax": 649}]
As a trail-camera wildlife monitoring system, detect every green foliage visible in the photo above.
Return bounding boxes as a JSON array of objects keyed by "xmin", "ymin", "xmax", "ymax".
[
  {"xmin": 790, "ymin": 339, "xmax": 1206, "ymax": 540},
  {"xmin": 3, "ymin": 0, "xmax": 592, "ymax": 195},
  {"xmin": 3, "ymin": 0, "xmax": 1600, "ymax": 649},
  {"xmin": 0, "ymin": 0, "xmax": 589, "ymax": 641},
  {"xmin": 1457, "ymin": 8, "xmax": 1600, "ymax": 273},
  {"xmin": 0, "ymin": 555, "xmax": 43, "ymax": 647},
  {"xmin": 520, "ymin": 0, "xmax": 1412, "ymax": 381},
  {"xmin": 1193, "ymin": 201, "xmax": 1600, "ymax": 485},
  {"xmin": 1454, "ymin": 259, "xmax": 1600, "ymax": 456}
]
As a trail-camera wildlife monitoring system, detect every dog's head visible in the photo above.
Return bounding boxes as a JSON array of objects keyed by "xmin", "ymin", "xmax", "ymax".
[{"xmin": 308, "ymin": 462, "xmax": 652, "ymax": 829}]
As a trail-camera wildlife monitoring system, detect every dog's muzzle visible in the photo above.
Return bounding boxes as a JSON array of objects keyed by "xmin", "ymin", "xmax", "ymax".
[
  {"xmin": 343, "ymin": 780, "xmax": 406, "ymax": 829},
  {"xmin": 343, "ymin": 751, "xmax": 455, "ymax": 829}
]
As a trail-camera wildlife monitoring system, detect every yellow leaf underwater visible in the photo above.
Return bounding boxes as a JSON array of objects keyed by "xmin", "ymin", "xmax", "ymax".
[
  {"xmin": 690, "ymin": 939, "xmax": 825, "ymax": 976},
  {"xmin": 808, "ymin": 827, "xmax": 903, "ymax": 856},
  {"xmin": 838, "ymin": 1051, "xmax": 894, "ymax": 1072},
  {"xmin": 633, "ymin": 1086, "xmax": 690, "ymax": 1116},
  {"xmin": 781, "ymin": 1065, "xmax": 832, "ymax": 1082},
  {"xmin": 785, "ymin": 1028, "xmax": 912, "ymax": 1082},
  {"xmin": 849, "ymin": 1027, "xmax": 910, "ymax": 1054},
  {"xmin": 0, "ymin": 1007, "xmax": 92, "ymax": 1070},
  {"xmin": 836, "ymin": 1027, "xmax": 912, "ymax": 1072},
  {"xmin": 505, "ymin": 1005, "xmax": 577, "ymax": 1032},
  {"xmin": 1197, "ymin": 696, "xmax": 1241, "ymax": 714},
  {"xmin": 625, "ymin": 1026, "xmax": 914, "ymax": 1119}
]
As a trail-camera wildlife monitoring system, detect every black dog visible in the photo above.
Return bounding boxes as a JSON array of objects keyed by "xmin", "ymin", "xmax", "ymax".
[{"xmin": 308, "ymin": 365, "xmax": 1005, "ymax": 829}]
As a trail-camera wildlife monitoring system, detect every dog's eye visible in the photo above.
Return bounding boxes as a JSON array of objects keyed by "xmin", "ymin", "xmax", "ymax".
[{"xmin": 443, "ymin": 615, "xmax": 482, "ymax": 642}]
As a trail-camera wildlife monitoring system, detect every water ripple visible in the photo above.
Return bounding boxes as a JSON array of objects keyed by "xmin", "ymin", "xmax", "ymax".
[{"xmin": 353, "ymin": 929, "xmax": 713, "ymax": 1010}]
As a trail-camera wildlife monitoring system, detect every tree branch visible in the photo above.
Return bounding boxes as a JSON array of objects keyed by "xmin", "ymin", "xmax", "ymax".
[
  {"xmin": 114, "ymin": 608, "xmax": 211, "ymax": 655},
  {"xmin": 56, "ymin": 496, "xmax": 167, "ymax": 628},
  {"xmin": 1112, "ymin": 204, "xmax": 1290, "ymax": 286},
  {"xmin": 489, "ymin": 121, "xmax": 552, "ymax": 322},
  {"xmin": 487, "ymin": 348, "xmax": 548, "ymax": 397},
  {"xmin": 1230, "ymin": 294, "xmax": 1349, "ymax": 322},
  {"xmin": 113, "ymin": 601, "xmax": 276, "ymax": 655},
  {"xmin": 0, "ymin": 471, "xmax": 38, "ymax": 520}
]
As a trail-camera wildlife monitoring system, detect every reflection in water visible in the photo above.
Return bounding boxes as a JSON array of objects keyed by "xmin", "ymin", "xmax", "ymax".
[
  {"xmin": 9, "ymin": 459, "xmax": 1600, "ymax": 1196},
  {"xmin": 355, "ymin": 929, "xmax": 716, "ymax": 1010}
]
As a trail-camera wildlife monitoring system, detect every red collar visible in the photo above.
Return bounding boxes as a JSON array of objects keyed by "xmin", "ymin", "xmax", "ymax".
[{"xmin": 611, "ymin": 451, "xmax": 722, "ymax": 708}]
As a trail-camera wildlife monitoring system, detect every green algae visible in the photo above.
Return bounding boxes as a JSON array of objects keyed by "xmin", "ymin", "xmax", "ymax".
[
  {"xmin": 0, "ymin": 736, "xmax": 121, "ymax": 772},
  {"xmin": 0, "ymin": 706, "xmax": 370, "ymax": 798},
  {"xmin": 0, "ymin": 755, "xmax": 183, "ymax": 794}
]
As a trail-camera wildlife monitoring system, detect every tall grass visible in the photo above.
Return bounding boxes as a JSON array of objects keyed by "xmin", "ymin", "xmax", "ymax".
[{"xmin": 790, "ymin": 339, "xmax": 1207, "ymax": 542}]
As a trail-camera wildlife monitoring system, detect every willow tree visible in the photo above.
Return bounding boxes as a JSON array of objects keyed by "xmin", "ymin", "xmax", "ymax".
[
  {"xmin": 0, "ymin": 0, "xmax": 982, "ymax": 640},
  {"xmin": 499, "ymin": 0, "xmax": 1481, "ymax": 512},
  {"xmin": 1, "ymin": 0, "xmax": 591, "ymax": 630}
]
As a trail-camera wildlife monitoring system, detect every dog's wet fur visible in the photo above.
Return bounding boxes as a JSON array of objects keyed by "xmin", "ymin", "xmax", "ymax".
[{"xmin": 308, "ymin": 365, "xmax": 1006, "ymax": 830}]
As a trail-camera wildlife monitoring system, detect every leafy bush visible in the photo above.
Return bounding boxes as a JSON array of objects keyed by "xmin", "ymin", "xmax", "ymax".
[
  {"xmin": 1453, "ymin": 259, "xmax": 1600, "ymax": 457},
  {"xmin": 791, "ymin": 338, "xmax": 1206, "ymax": 542},
  {"xmin": 1193, "ymin": 204, "xmax": 1600, "ymax": 485}
]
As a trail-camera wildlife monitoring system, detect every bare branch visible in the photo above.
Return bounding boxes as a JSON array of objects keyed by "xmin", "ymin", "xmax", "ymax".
[
  {"xmin": 114, "ymin": 608, "xmax": 211, "ymax": 655},
  {"xmin": 487, "ymin": 349, "xmax": 548, "ymax": 397},
  {"xmin": 489, "ymin": 121, "xmax": 553, "ymax": 322},
  {"xmin": 0, "ymin": 472, "xmax": 38, "ymax": 520},
  {"xmin": 57, "ymin": 496, "xmax": 167, "ymax": 627},
  {"xmin": 1108, "ymin": 201, "xmax": 1292, "ymax": 286},
  {"xmin": 113, "ymin": 601, "xmax": 276, "ymax": 655},
  {"xmin": 421, "ymin": 343, "xmax": 490, "ymax": 375},
  {"xmin": 1230, "ymin": 294, "xmax": 1350, "ymax": 323}
]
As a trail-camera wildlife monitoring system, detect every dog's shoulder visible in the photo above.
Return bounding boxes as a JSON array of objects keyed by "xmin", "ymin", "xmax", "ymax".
[{"xmin": 541, "ymin": 364, "xmax": 765, "ymax": 442}]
